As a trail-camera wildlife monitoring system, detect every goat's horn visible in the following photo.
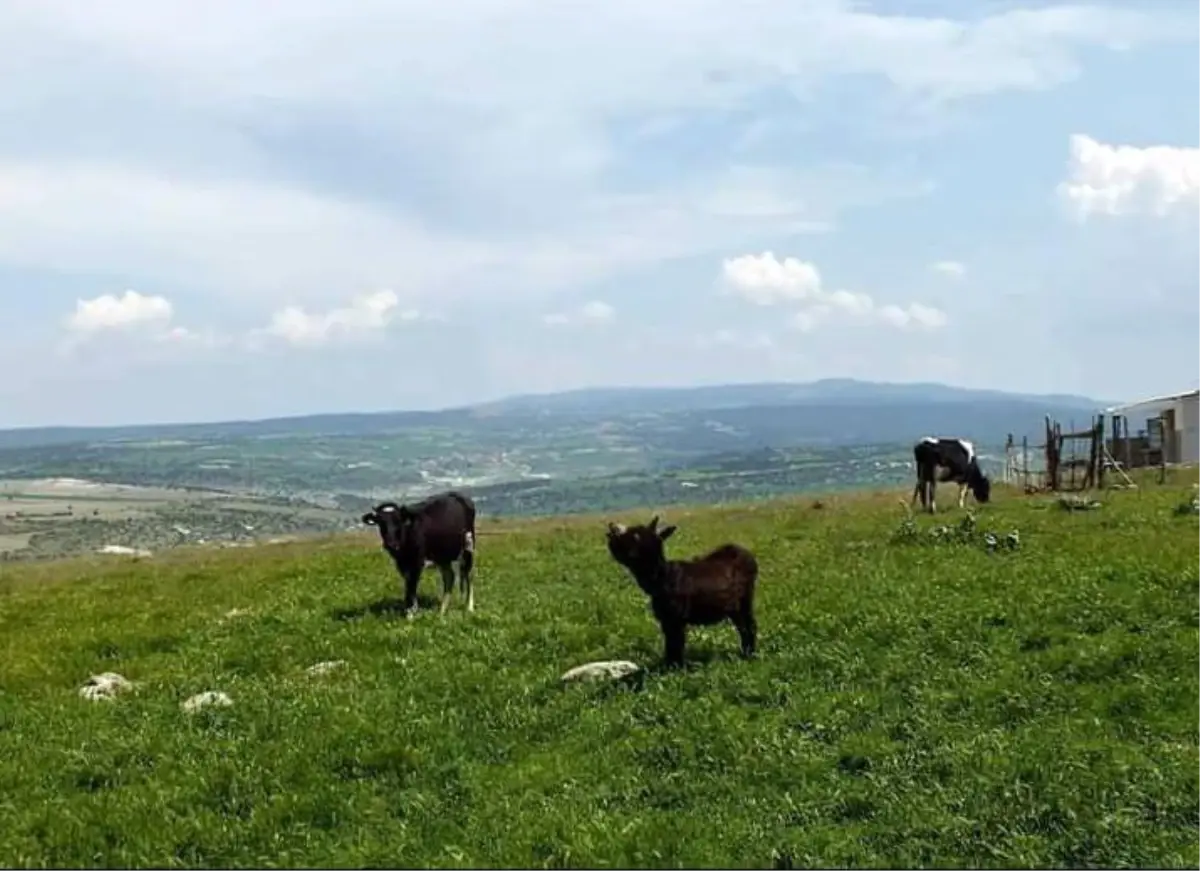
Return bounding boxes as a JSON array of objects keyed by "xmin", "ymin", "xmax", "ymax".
[{"xmin": 647, "ymin": 515, "xmax": 659, "ymax": 531}]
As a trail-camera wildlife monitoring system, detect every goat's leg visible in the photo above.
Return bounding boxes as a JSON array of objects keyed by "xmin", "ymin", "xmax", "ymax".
[
  {"xmin": 438, "ymin": 564, "xmax": 455, "ymax": 614},
  {"xmin": 662, "ymin": 622, "xmax": 687, "ymax": 668},
  {"xmin": 402, "ymin": 569, "xmax": 421, "ymax": 618},
  {"xmin": 732, "ymin": 603, "xmax": 757, "ymax": 659},
  {"xmin": 460, "ymin": 533, "xmax": 476, "ymax": 613}
]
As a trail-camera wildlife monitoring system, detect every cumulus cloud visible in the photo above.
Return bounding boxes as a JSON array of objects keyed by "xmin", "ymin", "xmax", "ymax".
[
  {"xmin": 542, "ymin": 300, "xmax": 615, "ymax": 327},
  {"xmin": 65, "ymin": 290, "xmax": 173, "ymax": 334},
  {"xmin": 721, "ymin": 253, "xmax": 823, "ymax": 306},
  {"xmin": 1058, "ymin": 134, "xmax": 1200, "ymax": 220},
  {"xmin": 931, "ymin": 260, "xmax": 966, "ymax": 279},
  {"xmin": 58, "ymin": 286, "xmax": 422, "ymax": 358},
  {"xmin": 721, "ymin": 252, "xmax": 948, "ymax": 332},
  {"xmin": 259, "ymin": 290, "xmax": 420, "ymax": 348},
  {"xmin": 58, "ymin": 289, "xmax": 228, "ymax": 360}
]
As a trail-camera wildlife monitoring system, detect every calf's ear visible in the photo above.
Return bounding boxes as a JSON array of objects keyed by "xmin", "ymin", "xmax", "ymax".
[
  {"xmin": 658, "ymin": 524, "xmax": 677, "ymax": 541},
  {"xmin": 361, "ymin": 512, "xmax": 378, "ymax": 526}
]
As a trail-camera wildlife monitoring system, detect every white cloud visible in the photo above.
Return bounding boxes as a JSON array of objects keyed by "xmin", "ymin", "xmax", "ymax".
[
  {"xmin": 931, "ymin": 260, "xmax": 966, "ymax": 278},
  {"xmin": 695, "ymin": 329, "xmax": 775, "ymax": 351},
  {"xmin": 721, "ymin": 252, "xmax": 823, "ymax": 306},
  {"xmin": 65, "ymin": 290, "xmax": 173, "ymax": 334},
  {"xmin": 542, "ymin": 299, "xmax": 616, "ymax": 327},
  {"xmin": 0, "ymin": 160, "xmax": 495, "ymax": 307},
  {"xmin": 0, "ymin": 2, "xmax": 1189, "ymax": 312},
  {"xmin": 6, "ymin": 2, "xmax": 1187, "ymax": 120},
  {"xmin": 580, "ymin": 300, "xmax": 615, "ymax": 323},
  {"xmin": 722, "ymin": 251, "xmax": 948, "ymax": 332},
  {"xmin": 1058, "ymin": 134, "xmax": 1200, "ymax": 220},
  {"xmin": 258, "ymin": 290, "xmax": 419, "ymax": 348},
  {"xmin": 57, "ymin": 289, "xmax": 230, "ymax": 362}
]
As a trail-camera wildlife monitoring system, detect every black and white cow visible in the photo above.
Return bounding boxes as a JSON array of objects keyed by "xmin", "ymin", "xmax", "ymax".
[
  {"xmin": 361, "ymin": 491, "xmax": 477, "ymax": 616},
  {"xmin": 911, "ymin": 437, "xmax": 991, "ymax": 514}
]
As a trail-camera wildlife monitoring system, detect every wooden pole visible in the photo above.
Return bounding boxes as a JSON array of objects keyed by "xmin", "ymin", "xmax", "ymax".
[
  {"xmin": 1070, "ymin": 418, "xmax": 1076, "ymax": 491},
  {"xmin": 1159, "ymin": 413, "xmax": 1168, "ymax": 485},
  {"xmin": 1022, "ymin": 435, "xmax": 1030, "ymax": 492},
  {"xmin": 1044, "ymin": 416, "xmax": 1054, "ymax": 491}
]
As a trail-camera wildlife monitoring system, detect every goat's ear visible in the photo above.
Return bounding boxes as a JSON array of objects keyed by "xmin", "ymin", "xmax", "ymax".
[
  {"xmin": 361, "ymin": 512, "xmax": 377, "ymax": 526},
  {"xmin": 658, "ymin": 524, "xmax": 677, "ymax": 541}
]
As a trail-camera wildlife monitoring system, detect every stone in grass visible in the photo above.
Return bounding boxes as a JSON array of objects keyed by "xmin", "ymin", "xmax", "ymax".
[
  {"xmin": 78, "ymin": 672, "xmax": 134, "ymax": 702},
  {"xmin": 306, "ymin": 660, "xmax": 348, "ymax": 677},
  {"xmin": 560, "ymin": 660, "xmax": 642, "ymax": 684},
  {"xmin": 181, "ymin": 691, "xmax": 233, "ymax": 713}
]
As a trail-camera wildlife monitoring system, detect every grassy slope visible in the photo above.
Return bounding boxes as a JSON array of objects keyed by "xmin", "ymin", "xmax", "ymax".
[{"xmin": 1, "ymin": 481, "xmax": 1197, "ymax": 869}]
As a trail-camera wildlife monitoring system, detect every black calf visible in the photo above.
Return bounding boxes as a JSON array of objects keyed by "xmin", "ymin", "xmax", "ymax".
[{"xmin": 362, "ymin": 490, "xmax": 477, "ymax": 615}]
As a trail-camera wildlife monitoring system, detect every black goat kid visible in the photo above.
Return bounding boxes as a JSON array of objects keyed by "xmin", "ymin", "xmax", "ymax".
[
  {"xmin": 361, "ymin": 491, "xmax": 476, "ymax": 616},
  {"xmin": 605, "ymin": 515, "xmax": 759, "ymax": 667}
]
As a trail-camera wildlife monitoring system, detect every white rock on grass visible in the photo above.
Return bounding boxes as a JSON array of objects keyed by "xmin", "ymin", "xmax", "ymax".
[
  {"xmin": 561, "ymin": 660, "xmax": 641, "ymax": 683},
  {"xmin": 305, "ymin": 660, "xmax": 348, "ymax": 677},
  {"xmin": 221, "ymin": 608, "xmax": 252, "ymax": 621},
  {"xmin": 181, "ymin": 691, "xmax": 233, "ymax": 713},
  {"xmin": 78, "ymin": 672, "xmax": 134, "ymax": 701}
]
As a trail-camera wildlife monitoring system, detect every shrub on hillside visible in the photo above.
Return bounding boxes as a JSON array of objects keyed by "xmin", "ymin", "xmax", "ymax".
[{"xmin": 892, "ymin": 504, "xmax": 1019, "ymax": 552}]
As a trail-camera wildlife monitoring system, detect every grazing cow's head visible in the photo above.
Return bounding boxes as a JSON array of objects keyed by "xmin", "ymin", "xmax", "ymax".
[
  {"xmin": 361, "ymin": 502, "xmax": 415, "ymax": 551},
  {"xmin": 971, "ymin": 472, "xmax": 992, "ymax": 504},
  {"xmin": 605, "ymin": 515, "xmax": 677, "ymax": 575}
]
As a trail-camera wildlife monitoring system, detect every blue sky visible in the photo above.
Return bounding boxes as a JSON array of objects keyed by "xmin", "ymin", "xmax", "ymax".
[{"xmin": 0, "ymin": 0, "xmax": 1197, "ymax": 427}]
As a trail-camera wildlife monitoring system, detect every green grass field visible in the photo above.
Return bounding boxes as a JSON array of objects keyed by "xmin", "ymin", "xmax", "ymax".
[{"xmin": 1, "ymin": 480, "xmax": 1197, "ymax": 869}]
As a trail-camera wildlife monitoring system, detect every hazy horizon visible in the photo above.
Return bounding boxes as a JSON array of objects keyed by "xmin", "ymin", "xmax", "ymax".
[{"xmin": 0, "ymin": 376, "xmax": 1116, "ymax": 433}]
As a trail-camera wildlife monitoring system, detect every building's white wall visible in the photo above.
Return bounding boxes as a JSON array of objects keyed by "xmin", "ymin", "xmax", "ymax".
[
  {"xmin": 1179, "ymin": 393, "xmax": 1199, "ymax": 464},
  {"xmin": 1114, "ymin": 392, "xmax": 1200, "ymax": 465},
  {"xmin": 1123, "ymin": 398, "xmax": 1175, "ymax": 431}
]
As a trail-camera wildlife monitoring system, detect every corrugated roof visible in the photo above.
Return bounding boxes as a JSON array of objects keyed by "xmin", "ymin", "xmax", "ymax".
[{"xmin": 1105, "ymin": 388, "xmax": 1200, "ymax": 414}]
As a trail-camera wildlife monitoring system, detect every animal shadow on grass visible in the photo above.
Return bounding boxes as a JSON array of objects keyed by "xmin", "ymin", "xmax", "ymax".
[
  {"xmin": 630, "ymin": 640, "xmax": 747, "ymax": 679},
  {"xmin": 332, "ymin": 593, "xmax": 442, "ymax": 622}
]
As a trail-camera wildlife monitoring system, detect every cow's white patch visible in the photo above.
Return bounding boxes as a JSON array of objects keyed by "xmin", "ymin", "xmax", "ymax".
[
  {"xmin": 379, "ymin": 504, "xmax": 398, "ymax": 513},
  {"xmin": 957, "ymin": 439, "xmax": 976, "ymax": 463},
  {"xmin": 463, "ymin": 531, "xmax": 475, "ymax": 553},
  {"xmin": 919, "ymin": 436, "xmax": 938, "ymax": 445}
]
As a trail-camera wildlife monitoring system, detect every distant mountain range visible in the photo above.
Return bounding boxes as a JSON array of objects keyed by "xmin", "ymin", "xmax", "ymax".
[
  {"xmin": 0, "ymin": 379, "xmax": 1106, "ymax": 450},
  {"xmin": 471, "ymin": 379, "xmax": 1104, "ymax": 417}
]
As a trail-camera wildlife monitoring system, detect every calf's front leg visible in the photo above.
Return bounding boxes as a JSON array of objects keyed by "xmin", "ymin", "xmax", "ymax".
[
  {"xmin": 661, "ymin": 621, "xmax": 687, "ymax": 668},
  {"xmin": 401, "ymin": 568, "xmax": 422, "ymax": 618}
]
